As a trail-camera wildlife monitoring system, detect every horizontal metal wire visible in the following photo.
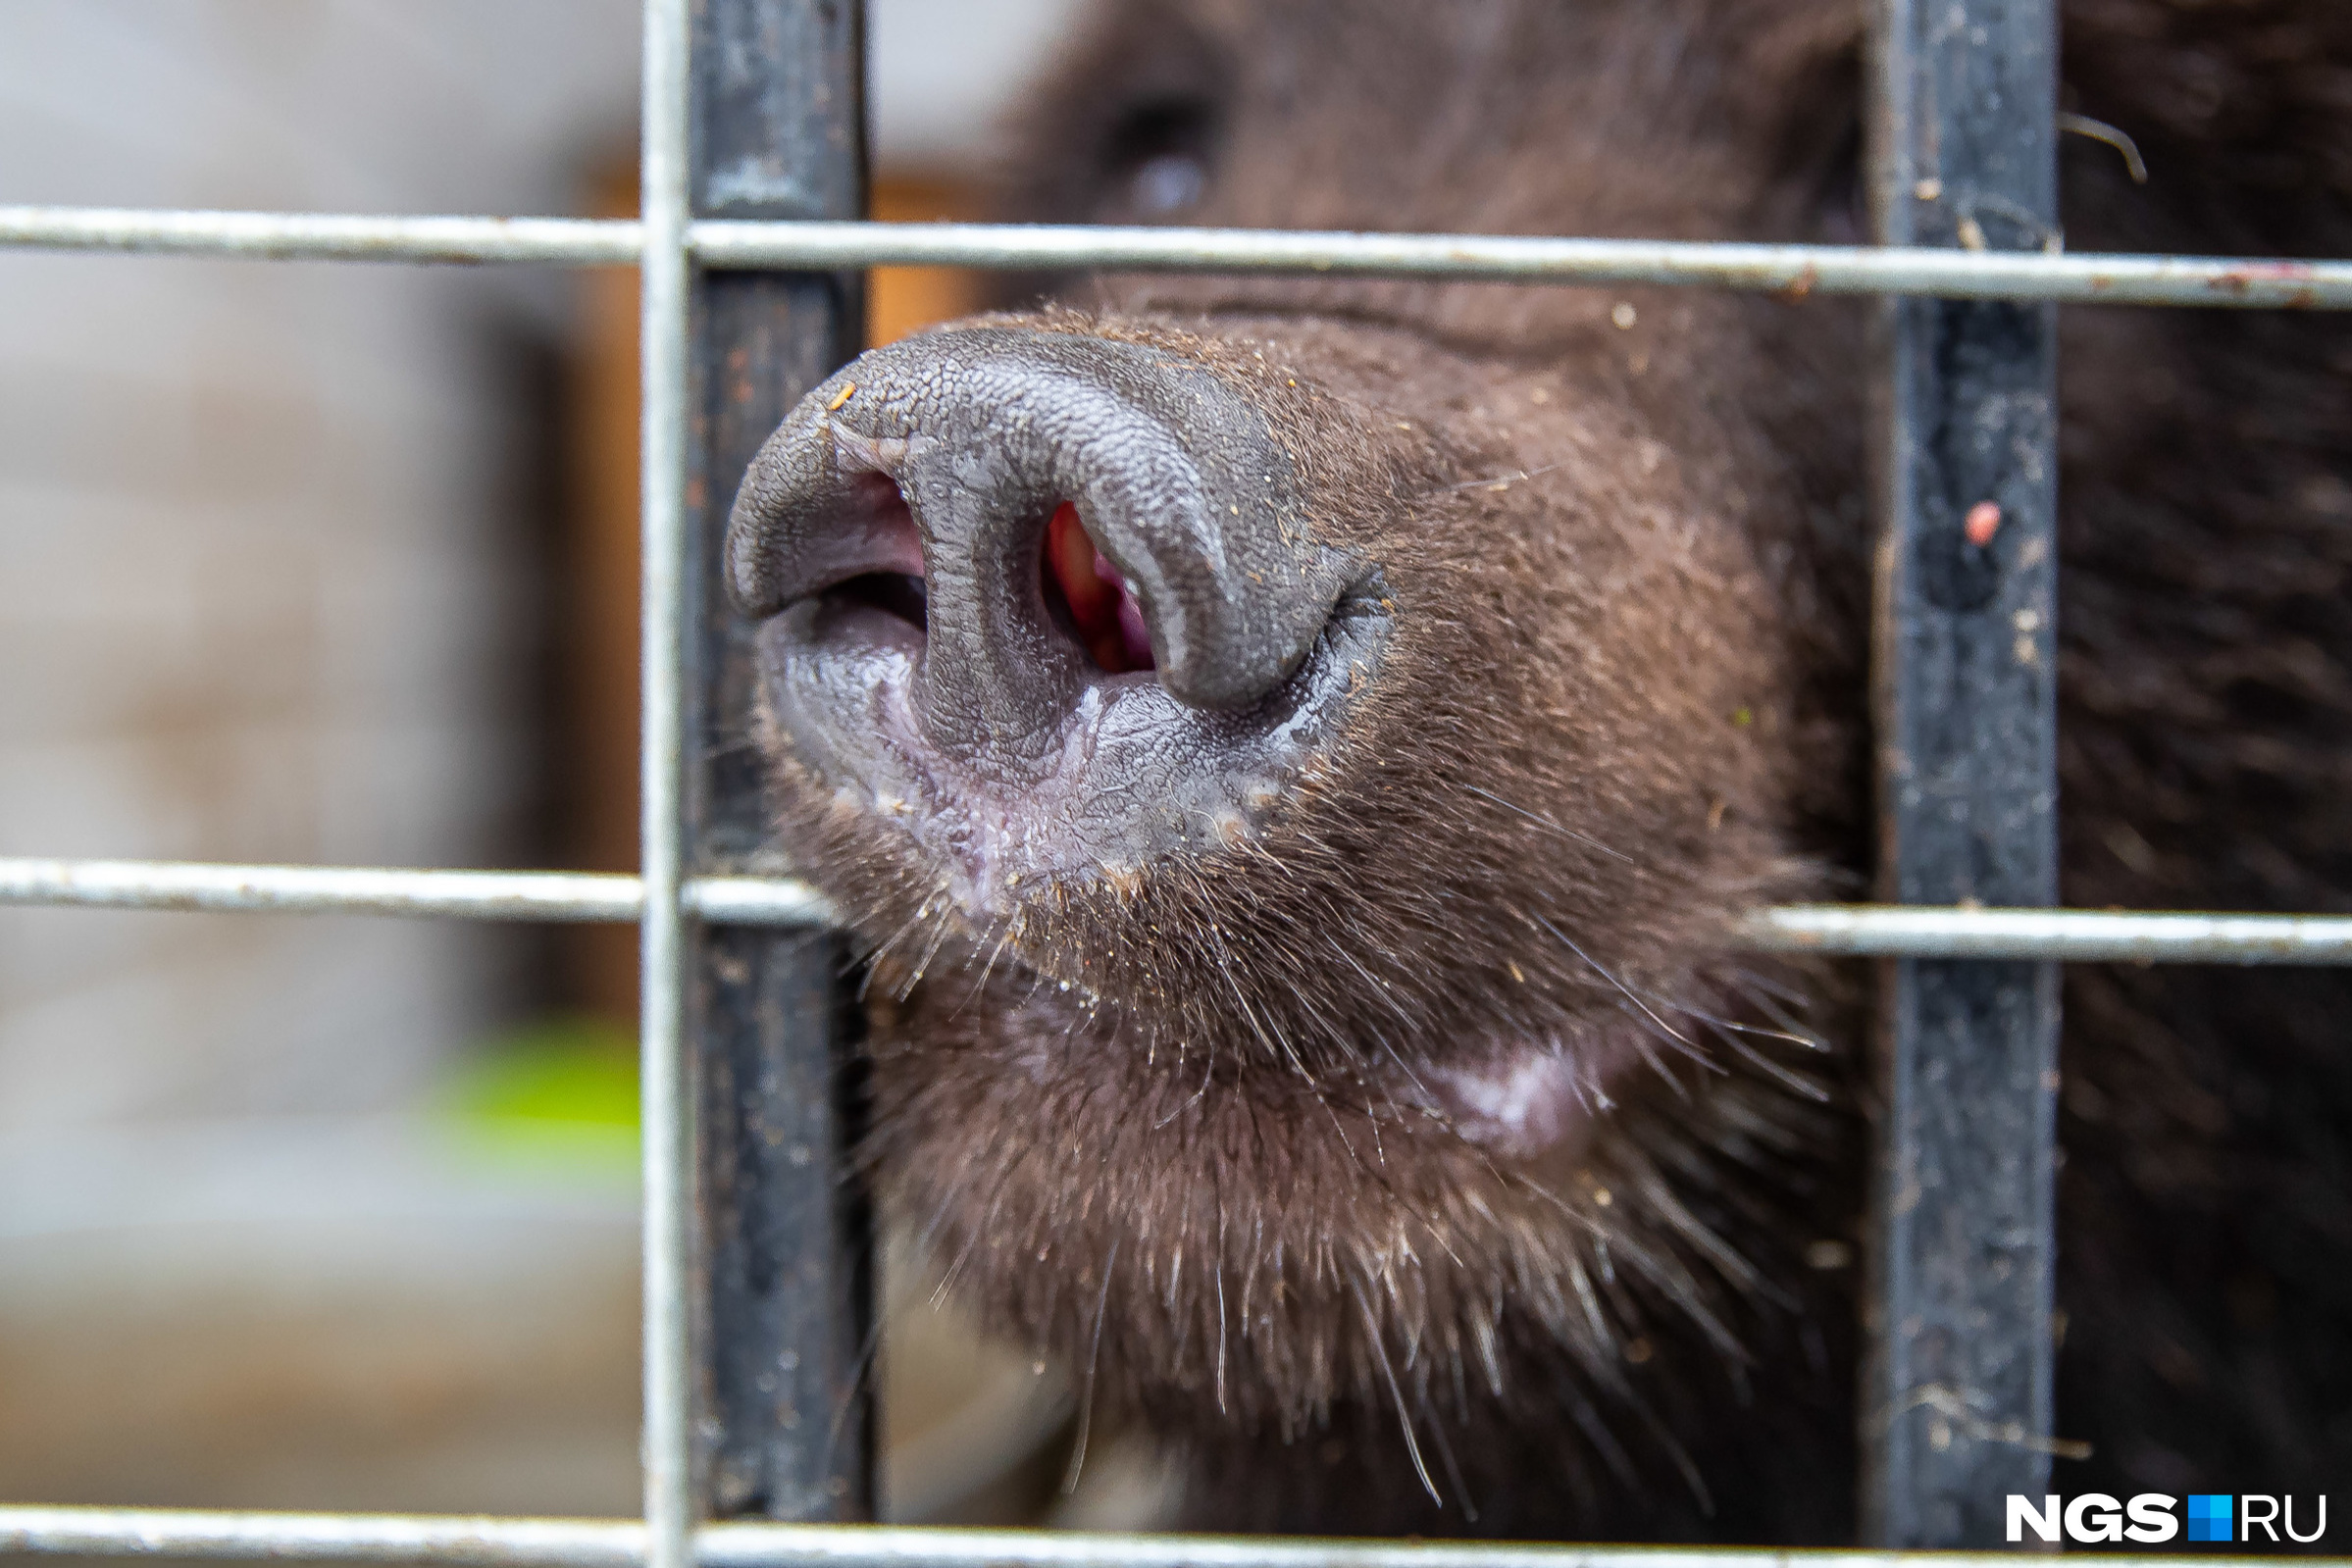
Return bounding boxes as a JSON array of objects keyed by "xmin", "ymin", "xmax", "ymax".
[
  {"xmin": 0, "ymin": 1506, "xmax": 2289, "ymax": 1568},
  {"xmin": 0, "ymin": 857, "xmax": 833, "ymax": 928},
  {"xmin": 4, "ymin": 205, "xmax": 2349, "ymax": 307},
  {"xmin": 0, "ymin": 207, "xmax": 639, "ymax": 265},
  {"xmin": 1743, "ymin": 903, "xmax": 2352, "ymax": 964},
  {"xmin": 697, "ymin": 223, "xmax": 2352, "ymax": 308},
  {"xmin": 5, "ymin": 857, "xmax": 2351, "ymax": 963}
]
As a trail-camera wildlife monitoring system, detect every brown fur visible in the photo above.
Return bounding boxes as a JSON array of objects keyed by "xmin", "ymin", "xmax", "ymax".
[{"xmin": 748, "ymin": 0, "xmax": 2352, "ymax": 1540}]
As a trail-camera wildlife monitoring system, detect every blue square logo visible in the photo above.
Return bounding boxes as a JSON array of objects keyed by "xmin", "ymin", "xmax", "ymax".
[{"xmin": 2187, "ymin": 1493, "xmax": 2234, "ymax": 1543}]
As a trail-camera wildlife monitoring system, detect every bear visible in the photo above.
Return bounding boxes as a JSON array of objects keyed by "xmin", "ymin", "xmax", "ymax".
[{"xmin": 722, "ymin": 0, "xmax": 2352, "ymax": 1542}]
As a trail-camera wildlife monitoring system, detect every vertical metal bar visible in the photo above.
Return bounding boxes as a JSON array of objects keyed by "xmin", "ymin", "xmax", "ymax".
[
  {"xmin": 687, "ymin": 0, "xmax": 874, "ymax": 1524},
  {"xmin": 639, "ymin": 0, "xmax": 698, "ymax": 1565},
  {"xmin": 1864, "ymin": 0, "xmax": 2062, "ymax": 1547}
]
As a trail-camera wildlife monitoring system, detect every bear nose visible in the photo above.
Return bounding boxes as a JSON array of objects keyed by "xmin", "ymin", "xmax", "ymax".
[{"xmin": 725, "ymin": 327, "xmax": 1358, "ymax": 764}]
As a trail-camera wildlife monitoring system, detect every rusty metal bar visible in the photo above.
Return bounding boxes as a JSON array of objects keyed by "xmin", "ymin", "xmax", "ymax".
[
  {"xmin": 1863, "ymin": 0, "xmax": 2063, "ymax": 1546},
  {"xmin": 4, "ymin": 205, "xmax": 2350, "ymax": 309},
  {"xmin": 686, "ymin": 0, "xmax": 874, "ymax": 1526}
]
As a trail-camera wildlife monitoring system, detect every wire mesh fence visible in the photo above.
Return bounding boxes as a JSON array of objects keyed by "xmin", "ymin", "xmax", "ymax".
[{"xmin": 3, "ymin": 0, "xmax": 2348, "ymax": 1563}]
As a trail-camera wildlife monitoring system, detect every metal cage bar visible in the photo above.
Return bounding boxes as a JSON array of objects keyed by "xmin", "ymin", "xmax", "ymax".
[
  {"xmin": 637, "ymin": 2, "xmax": 698, "ymax": 1566},
  {"xmin": 14, "ymin": 855, "xmax": 2352, "ymax": 962},
  {"xmin": 0, "ymin": 857, "xmax": 829, "ymax": 924},
  {"xmin": 0, "ymin": 1507, "xmax": 2310, "ymax": 1568},
  {"xmin": 1863, "ymin": 0, "xmax": 2064, "ymax": 1544},
  {"xmin": 5, "ymin": 205, "xmax": 2352, "ymax": 308},
  {"xmin": 686, "ymin": 0, "xmax": 874, "ymax": 1526}
]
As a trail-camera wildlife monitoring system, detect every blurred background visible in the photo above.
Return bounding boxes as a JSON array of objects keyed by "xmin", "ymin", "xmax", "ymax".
[{"xmin": 0, "ymin": 0, "xmax": 1174, "ymax": 1530}]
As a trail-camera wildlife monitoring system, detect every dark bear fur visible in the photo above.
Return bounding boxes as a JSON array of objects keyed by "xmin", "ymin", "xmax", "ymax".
[{"xmin": 745, "ymin": 0, "xmax": 2352, "ymax": 1541}]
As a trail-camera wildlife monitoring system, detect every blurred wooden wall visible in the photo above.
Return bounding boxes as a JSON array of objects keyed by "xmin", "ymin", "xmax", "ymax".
[{"xmin": 561, "ymin": 174, "xmax": 987, "ymax": 1026}]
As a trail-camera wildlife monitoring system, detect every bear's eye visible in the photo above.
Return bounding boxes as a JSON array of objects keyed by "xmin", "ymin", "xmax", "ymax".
[{"xmin": 1101, "ymin": 98, "xmax": 1216, "ymax": 218}]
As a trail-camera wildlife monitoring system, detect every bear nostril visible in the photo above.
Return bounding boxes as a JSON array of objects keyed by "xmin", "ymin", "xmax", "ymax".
[
  {"xmin": 778, "ymin": 468, "xmax": 929, "ymax": 646},
  {"xmin": 1042, "ymin": 499, "xmax": 1154, "ymax": 676},
  {"xmin": 822, "ymin": 571, "xmax": 927, "ymax": 632}
]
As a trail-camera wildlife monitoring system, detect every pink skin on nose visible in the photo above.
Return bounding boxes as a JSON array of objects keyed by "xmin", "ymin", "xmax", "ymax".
[{"xmin": 1047, "ymin": 500, "xmax": 1155, "ymax": 675}]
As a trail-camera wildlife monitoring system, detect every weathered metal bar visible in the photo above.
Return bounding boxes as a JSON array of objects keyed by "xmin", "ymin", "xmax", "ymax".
[
  {"xmin": 1864, "ymin": 0, "xmax": 2063, "ymax": 1547},
  {"xmin": 639, "ymin": 1, "xmax": 699, "ymax": 1566},
  {"xmin": 687, "ymin": 0, "xmax": 873, "ymax": 1526},
  {"xmin": 5, "ymin": 204, "xmax": 2350, "ymax": 308},
  {"xmin": 1, "ymin": 1506, "xmax": 2309, "ymax": 1568}
]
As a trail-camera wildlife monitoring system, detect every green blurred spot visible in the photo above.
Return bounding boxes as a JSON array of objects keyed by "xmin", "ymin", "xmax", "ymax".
[{"xmin": 441, "ymin": 1014, "xmax": 640, "ymax": 1173}]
